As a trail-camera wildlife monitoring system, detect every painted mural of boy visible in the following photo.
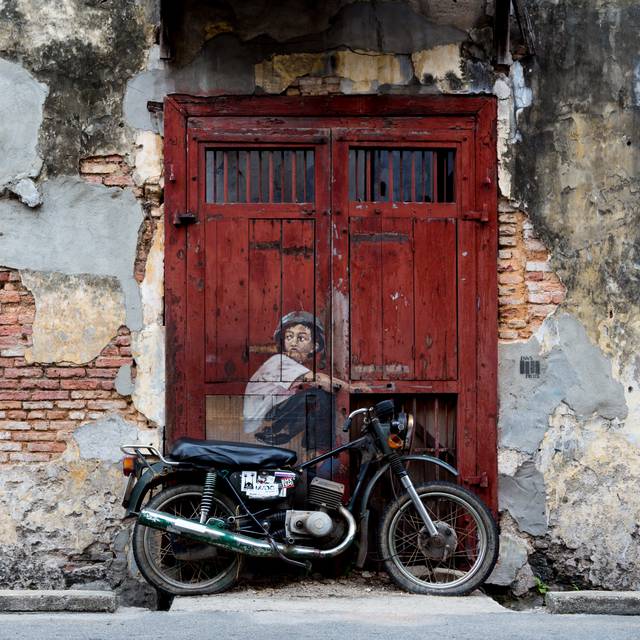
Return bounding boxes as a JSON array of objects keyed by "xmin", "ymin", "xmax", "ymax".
[{"xmin": 243, "ymin": 311, "xmax": 357, "ymax": 449}]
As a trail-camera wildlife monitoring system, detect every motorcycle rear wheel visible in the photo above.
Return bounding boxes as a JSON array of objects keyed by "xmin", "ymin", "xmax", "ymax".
[
  {"xmin": 133, "ymin": 484, "xmax": 243, "ymax": 595},
  {"xmin": 379, "ymin": 481, "xmax": 499, "ymax": 596}
]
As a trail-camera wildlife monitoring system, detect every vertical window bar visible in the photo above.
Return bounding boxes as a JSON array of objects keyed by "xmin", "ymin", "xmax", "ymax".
[
  {"xmin": 250, "ymin": 151, "xmax": 259, "ymax": 202},
  {"xmin": 415, "ymin": 151, "xmax": 423, "ymax": 202},
  {"xmin": 357, "ymin": 149, "xmax": 365, "ymax": 201},
  {"xmin": 349, "ymin": 150, "xmax": 356, "ymax": 201},
  {"xmin": 260, "ymin": 150, "xmax": 270, "ymax": 203},
  {"xmin": 283, "ymin": 151, "xmax": 292, "ymax": 202},
  {"xmin": 391, "ymin": 150, "xmax": 400, "ymax": 202},
  {"xmin": 295, "ymin": 150, "xmax": 305, "ymax": 203},
  {"xmin": 215, "ymin": 151, "xmax": 224, "ymax": 203},
  {"xmin": 365, "ymin": 150, "xmax": 371, "ymax": 201},
  {"xmin": 268, "ymin": 152, "xmax": 274, "ymax": 203},
  {"xmin": 410, "ymin": 151, "xmax": 416, "ymax": 203},
  {"xmin": 273, "ymin": 151, "xmax": 282, "ymax": 203},
  {"xmin": 306, "ymin": 150, "xmax": 314, "ymax": 202},
  {"xmin": 447, "ymin": 150, "xmax": 455, "ymax": 203},
  {"xmin": 227, "ymin": 151, "xmax": 237, "ymax": 203},
  {"xmin": 402, "ymin": 150, "xmax": 412, "ymax": 202},
  {"xmin": 223, "ymin": 151, "xmax": 229, "ymax": 203},
  {"xmin": 244, "ymin": 151, "xmax": 251, "ymax": 203},
  {"xmin": 205, "ymin": 150, "xmax": 214, "ymax": 203}
]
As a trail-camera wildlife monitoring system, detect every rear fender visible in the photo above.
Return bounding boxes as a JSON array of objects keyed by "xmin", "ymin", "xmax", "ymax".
[{"xmin": 124, "ymin": 462, "xmax": 193, "ymax": 517}]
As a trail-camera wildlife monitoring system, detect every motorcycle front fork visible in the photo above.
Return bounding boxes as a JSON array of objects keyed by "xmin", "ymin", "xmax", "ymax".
[{"xmin": 390, "ymin": 454, "xmax": 439, "ymax": 537}]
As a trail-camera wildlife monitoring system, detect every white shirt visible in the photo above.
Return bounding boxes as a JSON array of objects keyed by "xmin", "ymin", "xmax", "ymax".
[{"xmin": 243, "ymin": 354, "xmax": 310, "ymax": 433}]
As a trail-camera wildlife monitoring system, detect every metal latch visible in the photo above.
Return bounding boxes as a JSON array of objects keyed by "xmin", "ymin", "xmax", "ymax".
[
  {"xmin": 463, "ymin": 472, "xmax": 489, "ymax": 488},
  {"xmin": 173, "ymin": 211, "xmax": 198, "ymax": 226},
  {"xmin": 461, "ymin": 205, "xmax": 489, "ymax": 223}
]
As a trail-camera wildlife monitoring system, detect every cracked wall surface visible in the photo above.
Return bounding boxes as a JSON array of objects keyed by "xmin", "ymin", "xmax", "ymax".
[{"xmin": 0, "ymin": 0, "xmax": 639, "ymax": 601}]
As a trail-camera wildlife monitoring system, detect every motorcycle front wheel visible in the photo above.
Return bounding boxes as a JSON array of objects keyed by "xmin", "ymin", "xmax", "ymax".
[
  {"xmin": 132, "ymin": 484, "xmax": 243, "ymax": 595},
  {"xmin": 379, "ymin": 481, "xmax": 499, "ymax": 596}
]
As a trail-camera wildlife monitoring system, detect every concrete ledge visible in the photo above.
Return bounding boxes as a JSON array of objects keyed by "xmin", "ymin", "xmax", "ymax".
[
  {"xmin": 546, "ymin": 591, "xmax": 640, "ymax": 615},
  {"xmin": 0, "ymin": 590, "xmax": 117, "ymax": 613}
]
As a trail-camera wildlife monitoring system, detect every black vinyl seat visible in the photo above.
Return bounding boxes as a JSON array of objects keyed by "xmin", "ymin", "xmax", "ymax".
[{"xmin": 169, "ymin": 437, "xmax": 297, "ymax": 469}]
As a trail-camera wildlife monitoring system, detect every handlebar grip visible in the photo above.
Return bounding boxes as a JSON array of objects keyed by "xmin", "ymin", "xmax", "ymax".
[{"xmin": 342, "ymin": 417, "xmax": 352, "ymax": 433}]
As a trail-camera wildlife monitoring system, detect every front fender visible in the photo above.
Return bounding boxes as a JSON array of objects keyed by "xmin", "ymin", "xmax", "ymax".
[{"xmin": 359, "ymin": 454, "xmax": 458, "ymax": 517}]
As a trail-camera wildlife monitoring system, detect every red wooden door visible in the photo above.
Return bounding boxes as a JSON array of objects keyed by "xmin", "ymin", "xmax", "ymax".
[{"xmin": 164, "ymin": 97, "xmax": 497, "ymax": 509}]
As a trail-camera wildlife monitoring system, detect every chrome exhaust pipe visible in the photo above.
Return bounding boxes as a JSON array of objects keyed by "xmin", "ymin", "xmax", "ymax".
[{"xmin": 138, "ymin": 505, "xmax": 357, "ymax": 560}]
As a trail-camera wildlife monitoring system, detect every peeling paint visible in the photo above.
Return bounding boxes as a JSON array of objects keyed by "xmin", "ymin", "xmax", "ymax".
[
  {"xmin": 334, "ymin": 51, "xmax": 412, "ymax": 93},
  {"xmin": 0, "ymin": 58, "xmax": 48, "ymax": 191},
  {"xmin": 255, "ymin": 53, "xmax": 326, "ymax": 94},
  {"xmin": 411, "ymin": 44, "xmax": 462, "ymax": 90},
  {"xmin": 21, "ymin": 270, "xmax": 125, "ymax": 364}
]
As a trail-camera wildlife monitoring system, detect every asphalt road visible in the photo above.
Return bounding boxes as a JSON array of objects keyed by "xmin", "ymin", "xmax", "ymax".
[{"xmin": 1, "ymin": 593, "xmax": 640, "ymax": 640}]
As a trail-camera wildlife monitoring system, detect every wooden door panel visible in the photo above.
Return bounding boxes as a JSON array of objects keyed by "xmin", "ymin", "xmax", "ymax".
[
  {"xmin": 414, "ymin": 218, "xmax": 458, "ymax": 380},
  {"xmin": 349, "ymin": 216, "xmax": 457, "ymax": 382},
  {"xmin": 380, "ymin": 217, "xmax": 414, "ymax": 380},
  {"xmin": 205, "ymin": 218, "xmax": 249, "ymax": 382}
]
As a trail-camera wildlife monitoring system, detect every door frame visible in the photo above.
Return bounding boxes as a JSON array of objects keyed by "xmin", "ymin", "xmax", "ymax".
[{"xmin": 163, "ymin": 95, "xmax": 498, "ymax": 510}]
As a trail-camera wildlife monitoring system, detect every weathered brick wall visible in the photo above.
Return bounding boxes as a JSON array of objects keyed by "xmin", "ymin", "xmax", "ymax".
[
  {"xmin": 498, "ymin": 204, "xmax": 566, "ymax": 341},
  {"xmin": 0, "ymin": 267, "xmax": 150, "ymax": 463}
]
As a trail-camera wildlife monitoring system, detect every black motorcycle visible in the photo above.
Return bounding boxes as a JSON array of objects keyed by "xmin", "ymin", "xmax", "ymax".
[{"xmin": 121, "ymin": 400, "xmax": 498, "ymax": 596}]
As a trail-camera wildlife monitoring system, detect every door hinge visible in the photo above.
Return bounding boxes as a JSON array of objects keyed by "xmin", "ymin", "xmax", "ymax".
[
  {"xmin": 462, "ymin": 204, "xmax": 489, "ymax": 223},
  {"xmin": 463, "ymin": 472, "xmax": 489, "ymax": 488},
  {"xmin": 173, "ymin": 211, "xmax": 198, "ymax": 226}
]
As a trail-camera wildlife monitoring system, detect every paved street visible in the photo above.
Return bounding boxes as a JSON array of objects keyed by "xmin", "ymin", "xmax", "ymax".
[{"xmin": 1, "ymin": 589, "xmax": 640, "ymax": 640}]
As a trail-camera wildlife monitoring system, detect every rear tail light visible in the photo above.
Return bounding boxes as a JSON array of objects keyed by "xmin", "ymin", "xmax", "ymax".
[{"xmin": 122, "ymin": 456, "xmax": 136, "ymax": 476}]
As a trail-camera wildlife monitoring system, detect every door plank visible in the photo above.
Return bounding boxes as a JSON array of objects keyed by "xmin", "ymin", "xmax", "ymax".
[
  {"xmin": 381, "ymin": 217, "xmax": 414, "ymax": 380},
  {"xmin": 349, "ymin": 216, "xmax": 383, "ymax": 380},
  {"xmin": 414, "ymin": 218, "xmax": 458, "ymax": 380}
]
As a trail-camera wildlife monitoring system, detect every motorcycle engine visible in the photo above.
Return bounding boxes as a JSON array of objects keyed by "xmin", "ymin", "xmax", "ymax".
[{"xmin": 285, "ymin": 477, "xmax": 345, "ymax": 540}]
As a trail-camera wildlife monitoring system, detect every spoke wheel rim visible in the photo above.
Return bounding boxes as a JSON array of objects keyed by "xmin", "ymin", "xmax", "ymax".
[
  {"xmin": 388, "ymin": 490, "xmax": 487, "ymax": 591},
  {"xmin": 142, "ymin": 490, "xmax": 239, "ymax": 591}
]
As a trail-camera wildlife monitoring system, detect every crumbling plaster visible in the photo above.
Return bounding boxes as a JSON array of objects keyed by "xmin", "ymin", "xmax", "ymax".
[
  {"xmin": 0, "ymin": 177, "xmax": 143, "ymax": 332},
  {"xmin": 0, "ymin": 414, "xmax": 157, "ymax": 602}
]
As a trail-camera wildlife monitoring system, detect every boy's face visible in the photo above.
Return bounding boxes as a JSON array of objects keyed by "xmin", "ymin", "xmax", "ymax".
[{"xmin": 283, "ymin": 323, "xmax": 316, "ymax": 363}]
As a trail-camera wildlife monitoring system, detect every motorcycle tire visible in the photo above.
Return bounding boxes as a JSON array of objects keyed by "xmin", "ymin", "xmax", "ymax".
[
  {"xmin": 379, "ymin": 481, "xmax": 499, "ymax": 596},
  {"xmin": 133, "ymin": 484, "xmax": 243, "ymax": 596}
]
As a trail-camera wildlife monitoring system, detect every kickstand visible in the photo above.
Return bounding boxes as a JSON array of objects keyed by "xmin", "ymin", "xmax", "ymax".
[{"xmin": 155, "ymin": 589, "xmax": 175, "ymax": 611}]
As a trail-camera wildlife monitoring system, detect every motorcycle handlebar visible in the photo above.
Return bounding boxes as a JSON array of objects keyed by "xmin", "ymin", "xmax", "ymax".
[{"xmin": 342, "ymin": 407, "xmax": 369, "ymax": 432}]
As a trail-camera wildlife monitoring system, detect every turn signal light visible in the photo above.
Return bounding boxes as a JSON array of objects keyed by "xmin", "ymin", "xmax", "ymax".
[
  {"xmin": 387, "ymin": 434, "xmax": 404, "ymax": 449},
  {"xmin": 122, "ymin": 456, "xmax": 136, "ymax": 476}
]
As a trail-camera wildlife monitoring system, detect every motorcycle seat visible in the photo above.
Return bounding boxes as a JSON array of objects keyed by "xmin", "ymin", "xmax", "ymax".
[{"xmin": 168, "ymin": 437, "xmax": 297, "ymax": 469}]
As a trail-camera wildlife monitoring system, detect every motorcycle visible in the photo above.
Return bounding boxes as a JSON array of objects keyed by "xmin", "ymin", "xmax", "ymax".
[{"xmin": 120, "ymin": 399, "xmax": 499, "ymax": 597}]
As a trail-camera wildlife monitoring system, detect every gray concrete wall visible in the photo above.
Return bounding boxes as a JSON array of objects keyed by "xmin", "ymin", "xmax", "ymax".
[{"xmin": 0, "ymin": 0, "xmax": 639, "ymax": 600}]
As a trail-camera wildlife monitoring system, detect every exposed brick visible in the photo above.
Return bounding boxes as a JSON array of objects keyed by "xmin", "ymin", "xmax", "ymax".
[
  {"xmin": 0, "ymin": 291, "xmax": 20, "ymax": 303},
  {"xmin": 4, "ymin": 367, "xmax": 43, "ymax": 378},
  {"xmin": 12, "ymin": 431, "xmax": 57, "ymax": 442},
  {"xmin": 27, "ymin": 442, "xmax": 66, "ymax": 453},
  {"xmin": 0, "ymin": 401, "xmax": 22, "ymax": 410},
  {"xmin": 68, "ymin": 411, "xmax": 86, "ymax": 420},
  {"xmin": 87, "ymin": 400, "xmax": 128, "ymax": 411},
  {"xmin": 0, "ymin": 314, "xmax": 19, "ymax": 324},
  {"xmin": 46, "ymin": 410, "xmax": 69, "ymax": 420},
  {"xmin": 20, "ymin": 379, "xmax": 60, "ymax": 390},
  {"xmin": 79, "ymin": 159, "xmax": 119, "ymax": 174},
  {"xmin": 45, "ymin": 367, "xmax": 87, "ymax": 378},
  {"xmin": 0, "ymin": 380, "xmax": 21, "ymax": 389},
  {"xmin": 27, "ymin": 411, "xmax": 46, "ymax": 419},
  {"xmin": 30, "ymin": 391, "xmax": 70, "ymax": 401},
  {"xmin": 94, "ymin": 357, "xmax": 131, "ymax": 368},
  {"xmin": 86, "ymin": 369, "xmax": 118, "ymax": 378},
  {"xmin": 22, "ymin": 401, "xmax": 54, "ymax": 410},
  {"xmin": 6, "ymin": 411, "xmax": 27, "ymax": 420},
  {"xmin": 0, "ymin": 391, "xmax": 30, "ymax": 401},
  {"xmin": 9, "ymin": 452, "xmax": 49, "ymax": 462},
  {"xmin": 0, "ymin": 431, "xmax": 10, "ymax": 440},
  {"xmin": 56, "ymin": 400, "xmax": 86, "ymax": 409},
  {"xmin": 61, "ymin": 379, "xmax": 101, "ymax": 390},
  {"xmin": 0, "ymin": 442, "xmax": 21, "ymax": 451}
]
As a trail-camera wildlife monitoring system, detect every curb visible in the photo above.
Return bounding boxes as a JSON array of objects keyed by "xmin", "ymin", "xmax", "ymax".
[
  {"xmin": 0, "ymin": 590, "xmax": 117, "ymax": 613},
  {"xmin": 546, "ymin": 591, "xmax": 640, "ymax": 615}
]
